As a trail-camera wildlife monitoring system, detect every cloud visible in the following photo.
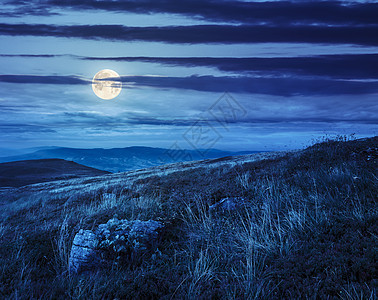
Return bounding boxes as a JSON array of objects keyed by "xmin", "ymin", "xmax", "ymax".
[
  {"xmin": 0, "ymin": 23, "xmax": 377, "ymax": 45},
  {"xmin": 60, "ymin": 111, "xmax": 198, "ymax": 128},
  {"xmin": 123, "ymin": 75, "xmax": 378, "ymax": 96},
  {"xmin": 59, "ymin": 109, "xmax": 378, "ymax": 128},
  {"xmin": 1, "ymin": 1, "xmax": 57, "ymax": 17},
  {"xmin": 0, "ymin": 124, "xmax": 56, "ymax": 134},
  {"xmin": 0, "ymin": 75, "xmax": 88, "ymax": 85},
  {"xmin": 6, "ymin": 0, "xmax": 378, "ymax": 25},
  {"xmin": 63, "ymin": 98, "xmax": 378, "ymax": 127},
  {"xmin": 0, "ymin": 54, "xmax": 61, "ymax": 58},
  {"xmin": 4, "ymin": 53, "xmax": 377, "ymax": 80},
  {"xmin": 1, "ymin": 74, "xmax": 378, "ymax": 96},
  {"xmin": 82, "ymin": 54, "xmax": 378, "ymax": 79}
]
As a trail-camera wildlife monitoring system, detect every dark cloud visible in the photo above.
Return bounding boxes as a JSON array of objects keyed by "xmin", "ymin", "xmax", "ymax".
[
  {"xmin": 0, "ymin": 23, "xmax": 377, "ymax": 45},
  {"xmin": 0, "ymin": 75, "xmax": 88, "ymax": 85},
  {"xmin": 0, "ymin": 54, "xmax": 60, "ymax": 58},
  {"xmin": 83, "ymin": 54, "xmax": 378, "ymax": 80},
  {"xmin": 6, "ymin": 0, "xmax": 378, "ymax": 25}
]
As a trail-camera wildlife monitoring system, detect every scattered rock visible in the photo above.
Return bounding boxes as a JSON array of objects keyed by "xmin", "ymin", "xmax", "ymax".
[
  {"xmin": 69, "ymin": 229, "xmax": 100, "ymax": 273},
  {"xmin": 69, "ymin": 218, "xmax": 164, "ymax": 273}
]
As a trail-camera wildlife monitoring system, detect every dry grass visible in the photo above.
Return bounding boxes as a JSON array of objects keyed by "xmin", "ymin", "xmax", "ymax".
[{"xmin": 0, "ymin": 135, "xmax": 376, "ymax": 299}]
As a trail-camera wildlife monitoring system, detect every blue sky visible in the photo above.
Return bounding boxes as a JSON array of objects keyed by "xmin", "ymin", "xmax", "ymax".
[{"xmin": 0, "ymin": 0, "xmax": 377, "ymax": 152}]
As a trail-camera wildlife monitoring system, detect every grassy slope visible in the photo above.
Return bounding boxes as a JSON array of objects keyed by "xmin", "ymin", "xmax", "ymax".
[{"xmin": 0, "ymin": 136, "xmax": 376, "ymax": 299}]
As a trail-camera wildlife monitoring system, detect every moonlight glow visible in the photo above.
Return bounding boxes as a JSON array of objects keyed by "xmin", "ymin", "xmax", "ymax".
[{"xmin": 92, "ymin": 69, "xmax": 122, "ymax": 100}]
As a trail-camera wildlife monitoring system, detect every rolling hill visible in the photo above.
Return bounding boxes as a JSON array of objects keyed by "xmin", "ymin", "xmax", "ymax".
[
  {"xmin": 0, "ymin": 159, "xmax": 110, "ymax": 188},
  {"xmin": 0, "ymin": 146, "xmax": 259, "ymax": 173}
]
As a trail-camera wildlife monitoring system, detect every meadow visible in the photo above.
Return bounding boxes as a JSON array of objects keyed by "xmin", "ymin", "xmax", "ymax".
[{"xmin": 0, "ymin": 136, "xmax": 376, "ymax": 299}]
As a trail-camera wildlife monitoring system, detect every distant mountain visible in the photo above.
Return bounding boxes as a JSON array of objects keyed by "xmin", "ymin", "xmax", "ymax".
[
  {"xmin": 0, "ymin": 146, "xmax": 59, "ymax": 158},
  {"xmin": 0, "ymin": 146, "xmax": 260, "ymax": 172},
  {"xmin": 0, "ymin": 159, "xmax": 110, "ymax": 187}
]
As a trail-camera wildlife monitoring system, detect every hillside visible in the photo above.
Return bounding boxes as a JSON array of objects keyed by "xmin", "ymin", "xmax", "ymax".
[
  {"xmin": 0, "ymin": 146, "xmax": 258, "ymax": 173},
  {"xmin": 0, "ymin": 136, "xmax": 376, "ymax": 299},
  {"xmin": 0, "ymin": 159, "xmax": 110, "ymax": 188}
]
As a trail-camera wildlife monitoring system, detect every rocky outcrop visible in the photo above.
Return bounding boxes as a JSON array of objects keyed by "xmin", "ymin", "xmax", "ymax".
[{"xmin": 69, "ymin": 218, "xmax": 164, "ymax": 273}]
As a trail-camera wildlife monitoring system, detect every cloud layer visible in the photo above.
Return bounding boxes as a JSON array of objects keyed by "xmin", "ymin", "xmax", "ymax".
[
  {"xmin": 82, "ymin": 54, "xmax": 378, "ymax": 79},
  {"xmin": 0, "ymin": 23, "xmax": 377, "ymax": 45},
  {"xmin": 6, "ymin": 0, "xmax": 378, "ymax": 26},
  {"xmin": 1, "ymin": 74, "xmax": 378, "ymax": 96},
  {"xmin": 1, "ymin": 0, "xmax": 377, "ymax": 150}
]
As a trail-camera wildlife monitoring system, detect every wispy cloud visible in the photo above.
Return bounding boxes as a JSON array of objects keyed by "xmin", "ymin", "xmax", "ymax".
[{"xmin": 0, "ymin": 123, "xmax": 56, "ymax": 134}]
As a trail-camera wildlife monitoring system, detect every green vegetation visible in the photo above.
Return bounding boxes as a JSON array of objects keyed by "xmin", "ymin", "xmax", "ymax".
[{"xmin": 0, "ymin": 136, "xmax": 376, "ymax": 299}]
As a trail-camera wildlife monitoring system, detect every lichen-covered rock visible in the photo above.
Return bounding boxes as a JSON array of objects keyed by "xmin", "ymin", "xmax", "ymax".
[
  {"xmin": 69, "ymin": 219, "xmax": 164, "ymax": 273},
  {"xmin": 96, "ymin": 218, "xmax": 163, "ymax": 253},
  {"xmin": 69, "ymin": 229, "xmax": 100, "ymax": 273}
]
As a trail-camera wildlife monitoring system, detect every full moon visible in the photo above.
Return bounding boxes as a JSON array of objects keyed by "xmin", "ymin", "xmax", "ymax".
[{"xmin": 92, "ymin": 69, "xmax": 122, "ymax": 100}]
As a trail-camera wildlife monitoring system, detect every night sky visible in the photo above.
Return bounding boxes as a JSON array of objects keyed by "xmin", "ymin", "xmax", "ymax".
[{"xmin": 0, "ymin": 0, "xmax": 377, "ymax": 152}]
